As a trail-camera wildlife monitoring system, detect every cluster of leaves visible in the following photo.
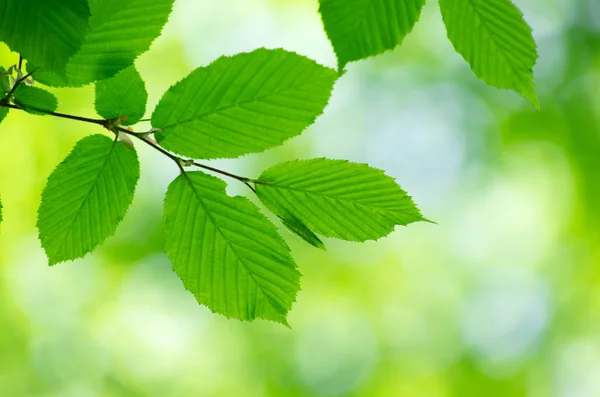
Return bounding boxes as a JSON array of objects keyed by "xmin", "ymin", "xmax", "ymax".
[{"xmin": 0, "ymin": 0, "xmax": 538, "ymax": 324}]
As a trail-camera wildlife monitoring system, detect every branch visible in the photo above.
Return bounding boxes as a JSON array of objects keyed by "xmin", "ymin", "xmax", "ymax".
[{"xmin": 0, "ymin": 101, "xmax": 256, "ymax": 190}]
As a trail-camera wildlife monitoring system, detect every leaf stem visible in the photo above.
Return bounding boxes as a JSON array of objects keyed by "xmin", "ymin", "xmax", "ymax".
[{"xmin": 3, "ymin": 67, "xmax": 38, "ymax": 100}]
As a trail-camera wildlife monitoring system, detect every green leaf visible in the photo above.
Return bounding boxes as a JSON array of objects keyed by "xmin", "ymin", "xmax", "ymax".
[
  {"xmin": 255, "ymin": 159, "xmax": 425, "ymax": 242},
  {"xmin": 13, "ymin": 85, "xmax": 58, "ymax": 115},
  {"xmin": 164, "ymin": 171, "xmax": 301, "ymax": 324},
  {"xmin": 37, "ymin": 134, "xmax": 140, "ymax": 265},
  {"xmin": 35, "ymin": 0, "xmax": 174, "ymax": 87},
  {"xmin": 439, "ymin": 0, "xmax": 539, "ymax": 106},
  {"xmin": 319, "ymin": 0, "xmax": 426, "ymax": 71},
  {"xmin": 0, "ymin": 107, "xmax": 7, "ymax": 125},
  {"xmin": 95, "ymin": 66, "xmax": 147, "ymax": 126},
  {"xmin": 0, "ymin": 67, "xmax": 10, "ymax": 99},
  {"xmin": 280, "ymin": 216, "xmax": 326, "ymax": 250},
  {"xmin": 0, "ymin": 0, "xmax": 90, "ymax": 74},
  {"xmin": 152, "ymin": 48, "xmax": 338, "ymax": 159},
  {"xmin": 0, "ymin": 197, "xmax": 3, "ymax": 234}
]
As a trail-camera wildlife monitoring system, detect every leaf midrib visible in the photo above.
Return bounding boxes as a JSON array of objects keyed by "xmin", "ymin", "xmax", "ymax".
[
  {"xmin": 258, "ymin": 180, "xmax": 415, "ymax": 218},
  {"xmin": 157, "ymin": 73, "xmax": 333, "ymax": 131}
]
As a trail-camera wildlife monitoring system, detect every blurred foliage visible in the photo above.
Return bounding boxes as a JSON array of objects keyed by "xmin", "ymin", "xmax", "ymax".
[{"xmin": 1, "ymin": 0, "xmax": 600, "ymax": 396}]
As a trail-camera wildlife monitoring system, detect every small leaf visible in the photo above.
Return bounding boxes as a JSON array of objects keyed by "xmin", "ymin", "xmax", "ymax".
[
  {"xmin": 0, "ymin": 0, "xmax": 90, "ymax": 74},
  {"xmin": 319, "ymin": 0, "xmax": 426, "ymax": 71},
  {"xmin": 439, "ymin": 0, "xmax": 539, "ymax": 106},
  {"xmin": 13, "ymin": 85, "xmax": 58, "ymax": 115},
  {"xmin": 0, "ymin": 67, "xmax": 10, "ymax": 99},
  {"xmin": 152, "ymin": 48, "xmax": 337, "ymax": 159},
  {"xmin": 37, "ymin": 134, "xmax": 140, "ymax": 265},
  {"xmin": 95, "ymin": 66, "xmax": 147, "ymax": 126},
  {"xmin": 0, "ymin": 107, "xmax": 7, "ymax": 124},
  {"xmin": 164, "ymin": 171, "xmax": 301, "ymax": 324},
  {"xmin": 280, "ymin": 216, "xmax": 326, "ymax": 250},
  {"xmin": 256, "ymin": 158, "xmax": 425, "ymax": 242},
  {"xmin": 34, "ymin": 0, "xmax": 174, "ymax": 87}
]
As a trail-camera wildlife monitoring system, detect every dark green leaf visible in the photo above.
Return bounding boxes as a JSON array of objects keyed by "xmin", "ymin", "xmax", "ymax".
[
  {"xmin": 37, "ymin": 134, "xmax": 140, "ymax": 265},
  {"xmin": 319, "ymin": 0, "xmax": 425, "ymax": 71},
  {"xmin": 0, "ymin": 107, "xmax": 7, "ymax": 124},
  {"xmin": 152, "ymin": 48, "xmax": 337, "ymax": 159},
  {"xmin": 34, "ymin": 0, "xmax": 174, "ymax": 87},
  {"xmin": 95, "ymin": 66, "xmax": 147, "ymax": 126},
  {"xmin": 439, "ymin": 0, "xmax": 539, "ymax": 106},
  {"xmin": 256, "ymin": 159, "xmax": 425, "ymax": 242},
  {"xmin": 13, "ymin": 85, "xmax": 58, "ymax": 115},
  {"xmin": 0, "ymin": 0, "xmax": 90, "ymax": 74},
  {"xmin": 164, "ymin": 171, "xmax": 301, "ymax": 324}
]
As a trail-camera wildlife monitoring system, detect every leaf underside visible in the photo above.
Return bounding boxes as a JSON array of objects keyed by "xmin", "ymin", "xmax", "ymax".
[
  {"xmin": 95, "ymin": 66, "xmax": 148, "ymax": 126},
  {"xmin": 35, "ymin": 0, "xmax": 174, "ymax": 87},
  {"xmin": 319, "ymin": 0, "xmax": 426, "ymax": 71},
  {"xmin": 37, "ymin": 134, "xmax": 140, "ymax": 265},
  {"xmin": 439, "ymin": 0, "xmax": 539, "ymax": 106},
  {"xmin": 0, "ymin": 0, "xmax": 90, "ymax": 75},
  {"xmin": 164, "ymin": 171, "xmax": 301, "ymax": 324},
  {"xmin": 256, "ymin": 158, "xmax": 425, "ymax": 242},
  {"xmin": 152, "ymin": 48, "xmax": 338, "ymax": 160}
]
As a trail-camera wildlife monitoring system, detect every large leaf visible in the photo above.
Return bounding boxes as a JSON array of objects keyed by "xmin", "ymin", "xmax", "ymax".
[
  {"xmin": 0, "ymin": 0, "xmax": 90, "ymax": 74},
  {"xmin": 319, "ymin": 0, "xmax": 426, "ymax": 71},
  {"xmin": 35, "ymin": 0, "xmax": 174, "ymax": 87},
  {"xmin": 164, "ymin": 171, "xmax": 301, "ymax": 324},
  {"xmin": 13, "ymin": 85, "xmax": 58, "ymax": 115},
  {"xmin": 95, "ymin": 66, "xmax": 147, "ymax": 126},
  {"xmin": 152, "ymin": 48, "xmax": 337, "ymax": 159},
  {"xmin": 37, "ymin": 134, "xmax": 140, "ymax": 265},
  {"xmin": 439, "ymin": 0, "xmax": 539, "ymax": 106},
  {"xmin": 255, "ymin": 159, "xmax": 425, "ymax": 242}
]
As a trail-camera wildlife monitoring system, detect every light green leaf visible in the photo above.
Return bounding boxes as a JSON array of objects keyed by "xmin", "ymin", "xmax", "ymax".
[
  {"xmin": 164, "ymin": 171, "xmax": 301, "ymax": 324},
  {"xmin": 0, "ymin": 197, "xmax": 2, "ymax": 234},
  {"xmin": 319, "ymin": 0, "xmax": 425, "ymax": 71},
  {"xmin": 152, "ymin": 48, "xmax": 337, "ymax": 159},
  {"xmin": 439, "ymin": 0, "xmax": 539, "ymax": 106},
  {"xmin": 255, "ymin": 159, "xmax": 425, "ymax": 242},
  {"xmin": 37, "ymin": 134, "xmax": 140, "ymax": 265},
  {"xmin": 95, "ymin": 66, "xmax": 147, "ymax": 126},
  {"xmin": 13, "ymin": 85, "xmax": 58, "ymax": 115},
  {"xmin": 35, "ymin": 0, "xmax": 174, "ymax": 87},
  {"xmin": 0, "ymin": 0, "xmax": 90, "ymax": 74},
  {"xmin": 280, "ymin": 216, "xmax": 326, "ymax": 250}
]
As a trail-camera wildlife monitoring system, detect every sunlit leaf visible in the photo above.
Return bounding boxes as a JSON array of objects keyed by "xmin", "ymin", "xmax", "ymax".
[
  {"xmin": 152, "ymin": 48, "xmax": 337, "ymax": 159},
  {"xmin": 95, "ymin": 66, "xmax": 147, "ymax": 125},
  {"xmin": 37, "ymin": 134, "xmax": 140, "ymax": 265},
  {"xmin": 0, "ymin": 0, "xmax": 90, "ymax": 74},
  {"xmin": 164, "ymin": 171, "xmax": 301, "ymax": 324},
  {"xmin": 439, "ymin": 0, "xmax": 539, "ymax": 106},
  {"xmin": 256, "ymin": 158, "xmax": 425, "ymax": 242},
  {"xmin": 319, "ymin": 0, "xmax": 425, "ymax": 71}
]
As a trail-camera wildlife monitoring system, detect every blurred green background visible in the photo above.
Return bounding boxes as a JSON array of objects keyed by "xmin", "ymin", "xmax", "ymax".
[{"xmin": 1, "ymin": 0, "xmax": 599, "ymax": 395}]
